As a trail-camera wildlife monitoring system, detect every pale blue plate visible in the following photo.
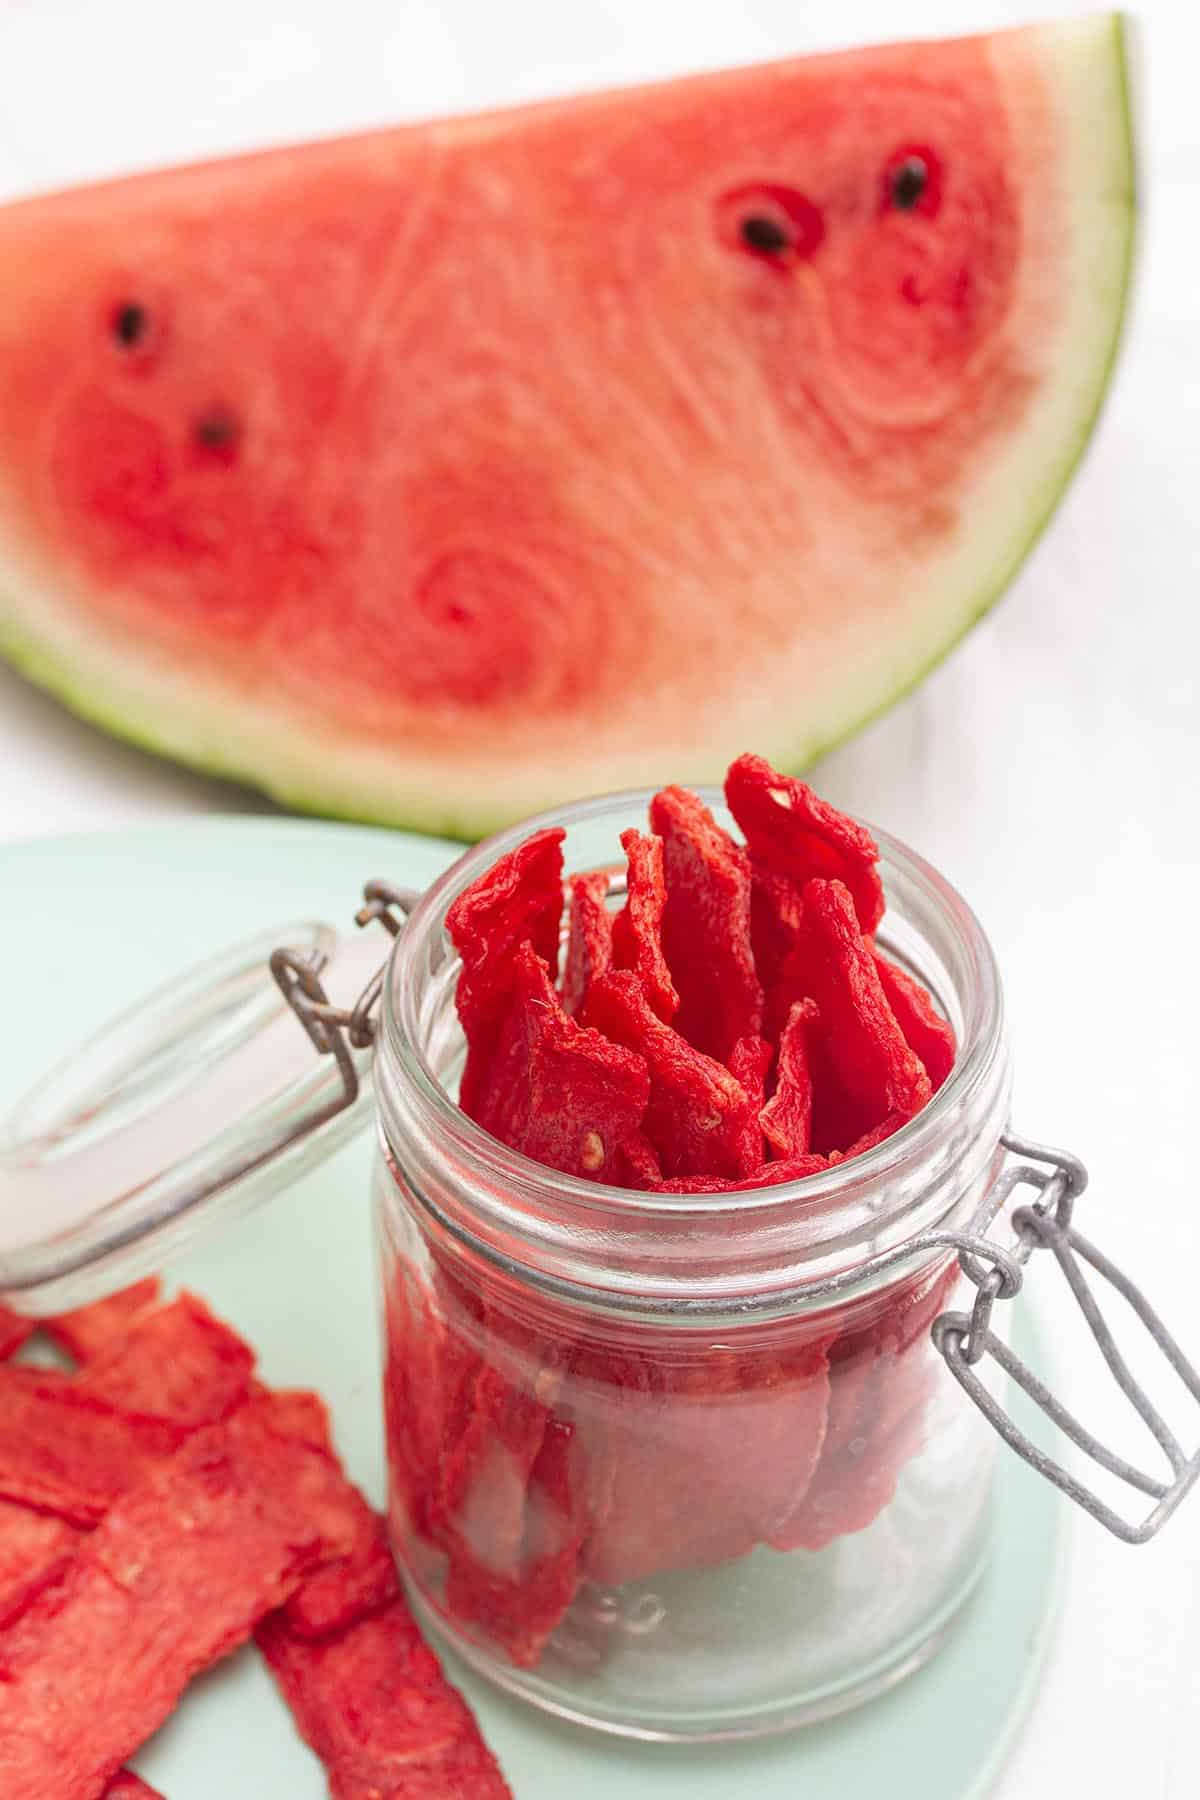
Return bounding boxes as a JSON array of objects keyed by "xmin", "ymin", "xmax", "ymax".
[{"xmin": 0, "ymin": 817, "xmax": 1063, "ymax": 1800}]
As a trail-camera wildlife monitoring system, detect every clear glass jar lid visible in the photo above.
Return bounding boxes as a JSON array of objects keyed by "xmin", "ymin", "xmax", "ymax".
[{"xmin": 0, "ymin": 917, "xmax": 389, "ymax": 1313}]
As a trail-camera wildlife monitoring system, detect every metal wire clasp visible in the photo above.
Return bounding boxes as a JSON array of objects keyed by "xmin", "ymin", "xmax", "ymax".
[
  {"xmin": 270, "ymin": 881, "xmax": 418, "ymax": 1119},
  {"xmin": 933, "ymin": 1131, "xmax": 1200, "ymax": 1543}
]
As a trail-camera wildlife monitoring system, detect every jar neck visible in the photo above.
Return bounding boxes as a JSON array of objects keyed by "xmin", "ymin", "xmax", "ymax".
[{"xmin": 375, "ymin": 791, "xmax": 1010, "ymax": 1322}]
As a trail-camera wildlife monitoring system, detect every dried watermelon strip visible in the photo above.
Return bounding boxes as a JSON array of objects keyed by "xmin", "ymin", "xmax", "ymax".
[
  {"xmin": 611, "ymin": 829, "xmax": 678, "ymax": 1024},
  {"xmin": 447, "ymin": 827, "xmax": 565, "ymax": 1115},
  {"xmin": 0, "ymin": 1306, "xmax": 33, "ymax": 1362},
  {"xmin": 258, "ymin": 1596, "xmax": 513, "ymax": 1800},
  {"xmin": 560, "ymin": 870, "xmax": 612, "ymax": 1016},
  {"xmin": 653, "ymin": 1153, "xmax": 827, "ymax": 1194},
  {"xmin": 728, "ymin": 1034, "xmax": 772, "ymax": 1173},
  {"xmin": 0, "ymin": 1498, "xmax": 80, "ymax": 1629},
  {"xmin": 584, "ymin": 970, "xmax": 758, "ymax": 1179},
  {"xmin": 45, "ymin": 1277, "xmax": 162, "ymax": 1364},
  {"xmin": 75, "ymin": 1291, "xmax": 255, "ymax": 1440},
  {"xmin": 0, "ymin": 1404, "xmax": 336, "ymax": 1800},
  {"xmin": 760, "ymin": 999, "xmax": 819, "ymax": 1158},
  {"xmin": 442, "ymin": 1413, "xmax": 584, "ymax": 1670},
  {"xmin": 874, "ymin": 953, "xmax": 957, "ymax": 1091},
  {"xmin": 649, "ymin": 785, "xmax": 763, "ymax": 1064},
  {"xmin": 775, "ymin": 879, "xmax": 931, "ymax": 1154},
  {"xmin": 103, "ymin": 1778, "xmax": 164, "ymax": 1800},
  {"xmin": 473, "ymin": 943, "xmax": 650, "ymax": 1183},
  {"xmin": 771, "ymin": 1257, "xmax": 958, "ymax": 1551},
  {"xmin": 576, "ymin": 1333, "xmax": 831, "ymax": 1586},
  {"xmin": 0, "ymin": 1366, "xmax": 169, "ymax": 1523},
  {"xmin": 747, "ymin": 863, "xmax": 806, "ymax": 1011},
  {"xmin": 725, "ymin": 752, "xmax": 885, "ymax": 936}
]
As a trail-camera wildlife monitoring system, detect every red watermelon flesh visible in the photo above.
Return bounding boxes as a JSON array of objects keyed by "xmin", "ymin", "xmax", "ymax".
[{"xmin": 0, "ymin": 20, "xmax": 1133, "ymax": 837}]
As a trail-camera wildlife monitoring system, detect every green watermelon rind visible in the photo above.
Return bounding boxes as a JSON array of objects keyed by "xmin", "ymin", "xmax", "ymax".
[{"xmin": 0, "ymin": 14, "xmax": 1138, "ymax": 841}]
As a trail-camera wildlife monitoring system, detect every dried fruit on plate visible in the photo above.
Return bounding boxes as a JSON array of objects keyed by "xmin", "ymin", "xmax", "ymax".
[
  {"xmin": 45, "ymin": 1277, "xmax": 163, "ymax": 1363},
  {"xmin": 0, "ymin": 1307, "xmax": 33, "ymax": 1362},
  {"xmin": 258, "ymin": 1596, "xmax": 513, "ymax": 1799},
  {"xmin": 0, "ymin": 1402, "xmax": 339, "ymax": 1799}
]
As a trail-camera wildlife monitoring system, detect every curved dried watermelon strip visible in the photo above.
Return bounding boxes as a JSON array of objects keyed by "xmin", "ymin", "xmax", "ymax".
[
  {"xmin": 0, "ymin": 1499, "xmax": 80, "ymax": 1630},
  {"xmin": 560, "ymin": 871, "xmax": 612, "ymax": 1016},
  {"xmin": 728, "ymin": 1034, "xmax": 772, "ymax": 1173},
  {"xmin": 257, "ymin": 1594, "xmax": 513, "ymax": 1800},
  {"xmin": 649, "ymin": 785, "xmax": 763, "ymax": 1064},
  {"xmin": 574, "ymin": 1332, "xmax": 831, "ymax": 1586},
  {"xmin": 44, "ymin": 1277, "xmax": 162, "ymax": 1364},
  {"xmin": 770, "ymin": 1257, "xmax": 958, "ymax": 1552},
  {"xmin": 0, "ymin": 1405, "xmax": 335, "ymax": 1800},
  {"xmin": 446, "ymin": 826, "xmax": 565, "ymax": 1115},
  {"xmin": 874, "ymin": 953, "xmax": 957, "ymax": 1091},
  {"xmin": 0, "ymin": 1308, "xmax": 33, "ymax": 1362},
  {"xmin": 652, "ymin": 1154, "xmax": 828, "ymax": 1193},
  {"xmin": 442, "ymin": 1414, "xmax": 584, "ymax": 1670},
  {"xmin": 725, "ymin": 753, "xmax": 885, "ymax": 937},
  {"xmin": 611, "ymin": 829, "xmax": 678, "ymax": 1024},
  {"xmin": 584, "ymin": 970, "xmax": 758, "ymax": 1180},
  {"xmin": 75, "ymin": 1291, "xmax": 255, "ymax": 1440},
  {"xmin": 773, "ymin": 879, "xmax": 931, "ymax": 1155},
  {"xmin": 760, "ymin": 999, "xmax": 819, "ymax": 1159},
  {"xmin": 473, "ymin": 944, "xmax": 650, "ymax": 1183}
]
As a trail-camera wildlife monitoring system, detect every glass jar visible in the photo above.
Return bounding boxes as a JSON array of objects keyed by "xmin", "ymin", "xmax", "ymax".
[{"xmin": 371, "ymin": 789, "xmax": 1012, "ymax": 1740}]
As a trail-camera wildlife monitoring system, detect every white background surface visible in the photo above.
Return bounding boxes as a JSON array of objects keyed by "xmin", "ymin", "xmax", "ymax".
[{"xmin": 0, "ymin": 2, "xmax": 1196, "ymax": 1795}]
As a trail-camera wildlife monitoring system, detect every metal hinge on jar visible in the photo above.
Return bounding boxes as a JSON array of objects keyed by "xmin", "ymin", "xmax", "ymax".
[{"xmin": 929, "ymin": 1132, "xmax": 1200, "ymax": 1544}]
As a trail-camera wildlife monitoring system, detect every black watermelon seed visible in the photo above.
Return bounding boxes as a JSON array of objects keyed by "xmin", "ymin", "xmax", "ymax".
[
  {"xmin": 112, "ymin": 302, "xmax": 148, "ymax": 348},
  {"xmin": 740, "ymin": 214, "xmax": 791, "ymax": 254},
  {"xmin": 890, "ymin": 157, "xmax": 928, "ymax": 211}
]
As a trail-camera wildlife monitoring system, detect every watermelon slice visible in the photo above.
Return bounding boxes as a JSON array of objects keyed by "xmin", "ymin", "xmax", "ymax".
[{"xmin": 0, "ymin": 17, "xmax": 1134, "ymax": 838}]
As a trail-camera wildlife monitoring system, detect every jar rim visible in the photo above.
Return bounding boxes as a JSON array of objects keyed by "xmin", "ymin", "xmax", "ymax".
[{"xmin": 376, "ymin": 785, "xmax": 1009, "ymax": 1309}]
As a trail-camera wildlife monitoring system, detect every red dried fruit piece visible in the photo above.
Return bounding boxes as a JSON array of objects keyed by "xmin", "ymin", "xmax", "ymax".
[
  {"xmin": 0, "ymin": 1306, "xmax": 33, "ymax": 1362},
  {"xmin": 828, "ymin": 1111, "xmax": 908, "ymax": 1163},
  {"xmin": 258, "ymin": 1596, "xmax": 512, "ymax": 1800},
  {"xmin": 560, "ymin": 870, "xmax": 612, "ymax": 1016},
  {"xmin": 612, "ymin": 1133, "xmax": 662, "ymax": 1189},
  {"xmin": 45, "ymin": 1277, "xmax": 162, "ymax": 1363},
  {"xmin": 0, "ymin": 1366, "xmax": 168, "ymax": 1524},
  {"xmin": 760, "ymin": 1000, "xmax": 819, "ymax": 1159},
  {"xmin": 725, "ymin": 751, "xmax": 885, "ymax": 936},
  {"xmin": 583, "ymin": 970, "xmax": 758, "ymax": 1180},
  {"xmin": 776, "ymin": 879, "xmax": 931, "ymax": 1154},
  {"xmin": 577, "ymin": 1333, "xmax": 831, "ymax": 1586},
  {"xmin": 434, "ymin": 1352, "xmax": 564, "ymax": 1585},
  {"xmin": 728, "ymin": 1034, "xmax": 772, "ymax": 1172},
  {"xmin": 771, "ymin": 1256, "xmax": 957, "ymax": 1552},
  {"xmin": 249, "ymin": 1384, "xmax": 334, "ymax": 1451},
  {"xmin": 473, "ymin": 943, "xmax": 650, "ymax": 1184},
  {"xmin": 649, "ymin": 785, "xmax": 763, "ymax": 1064},
  {"xmin": 0, "ymin": 1404, "xmax": 335, "ymax": 1800},
  {"xmin": 447, "ymin": 826, "xmax": 565, "ymax": 1115},
  {"xmin": 611, "ymin": 829, "xmax": 678, "ymax": 1024},
  {"xmin": 76, "ymin": 1291, "xmax": 255, "ymax": 1438},
  {"xmin": 443, "ymin": 1413, "xmax": 584, "ymax": 1670},
  {"xmin": 104, "ymin": 1777, "xmax": 164, "ymax": 1800},
  {"xmin": 653, "ymin": 1153, "xmax": 828, "ymax": 1194},
  {"xmin": 0, "ymin": 1498, "xmax": 80, "ymax": 1629},
  {"xmin": 874, "ymin": 953, "xmax": 957, "ymax": 1091},
  {"xmin": 747, "ymin": 863, "xmax": 805, "ymax": 1005}
]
